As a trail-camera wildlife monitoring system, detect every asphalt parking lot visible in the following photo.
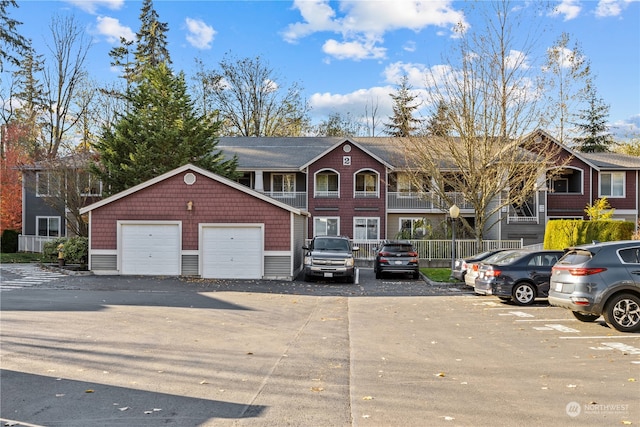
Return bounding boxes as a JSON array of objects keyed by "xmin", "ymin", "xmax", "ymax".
[{"xmin": 1, "ymin": 266, "xmax": 638, "ymax": 426}]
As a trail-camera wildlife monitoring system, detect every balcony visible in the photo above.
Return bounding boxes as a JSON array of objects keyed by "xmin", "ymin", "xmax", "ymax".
[
  {"xmin": 387, "ymin": 191, "xmax": 474, "ymax": 211},
  {"xmin": 261, "ymin": 191, "xmax": 307, "ymax": 210}
]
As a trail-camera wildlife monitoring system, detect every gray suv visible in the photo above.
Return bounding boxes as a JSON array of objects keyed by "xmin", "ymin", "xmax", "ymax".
[
  {"xmin": 303, "ymin": 236, "xmax": 359, "ymax": 283},
  {"xmin": 548, "ymin": 240, "xmax": 640, "ymax": 332}
]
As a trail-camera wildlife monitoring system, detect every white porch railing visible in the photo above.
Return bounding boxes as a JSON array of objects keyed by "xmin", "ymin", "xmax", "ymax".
[
  {"xmin": 306, "ymin": 239, "xmax": 524, "ymax": 261},
  {"xmin": 18, "ymin": 235, "xmax": 58, "ymax": 253},
  {"xmin": 387, "ymin": 192, "xmax": 475, "ymax": 210},
  {"xmin": 261, "ymin": 191, "xmax": 307, "ymax": 209}
]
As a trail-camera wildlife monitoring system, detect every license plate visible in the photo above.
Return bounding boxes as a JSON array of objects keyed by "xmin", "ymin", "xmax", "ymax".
[
  {"xmin": 554, "ymin": 282, "xmax": 563, "ymax": 292},
  {"xmin": 324, "ymin": 272, "xmax": 333, "ymax": 278},
  {"xmin": 394, "ymin": 261, "xmax": 403, "ymax": 265}
]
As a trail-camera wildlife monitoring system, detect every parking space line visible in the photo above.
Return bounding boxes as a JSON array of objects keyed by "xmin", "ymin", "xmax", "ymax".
[
  {"xmin": 559, "ymin": 335, "xmax": 640, "ymax": 340},
  {"xmin": 515, "ymin": 318, "xmax": 578, "ymax": 322}
]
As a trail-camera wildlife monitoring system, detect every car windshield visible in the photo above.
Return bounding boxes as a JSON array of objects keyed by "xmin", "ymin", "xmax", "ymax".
[
  {"xmin": 557, "ymin": 250, "xmax": 592, "ymax": 265},
  {"xmin": 315, "ymin": 238, "xmax": 349, "ymax": 251},
  {"xmin": 483, "ymin": 250, "xmax": 519, "ymax": 264},
  {"xmin": 382, "ymin": 244, "xmax": 414, "ymax": 253},
  {"xmin": 494, "ymin": 251, "xmax": 528, "ymax": 265}
]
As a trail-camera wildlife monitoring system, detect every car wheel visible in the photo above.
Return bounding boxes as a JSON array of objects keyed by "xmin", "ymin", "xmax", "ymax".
[
  {"xmin": 512, "ymin": 283, "xmax": 536, "ymax": 306},
  {"xmin": 375, "ymin": 269, "xmax": 382, "ymax": 279},
  {"xmin": 346, "ymin": 274, "xmax": 355, "ymax": 284},
  {"xmin": 603, "ymin": 293, "xmax": 640, "ymax": 332},
  {"xmin": 413, "ymin": 271, "xmax": 420, "ymax": 280},
  {"xmin": 572, "ymin": 311, "xmax": 600, "ymax": 322}
]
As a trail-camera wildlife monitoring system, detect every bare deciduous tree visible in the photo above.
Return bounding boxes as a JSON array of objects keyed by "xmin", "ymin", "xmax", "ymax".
[
  {"xmin": 196, "ymin": 53, "xmax": 310, "ymax": 137},
  {"xmin": 544, "ymin": 32, "xmax": 592, "ymax": 143},
  {"xmin": 402, "ymin": 0, "xmax": 569, "ymax": 245},
  {"xmin": 41, "ymin": 14, "xmax": 91, "ymax": 158}
]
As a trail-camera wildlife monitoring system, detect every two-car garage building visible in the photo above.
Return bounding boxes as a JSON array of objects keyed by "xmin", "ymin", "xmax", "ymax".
[{"xmin": 80, "ymin": 164, "xmax": 308, "ymax": 280}]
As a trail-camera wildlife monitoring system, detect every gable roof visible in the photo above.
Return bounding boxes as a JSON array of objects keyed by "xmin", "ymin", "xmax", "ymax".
[
  {"xmin": 79, "ymin": 163, "xmax": 309, "ymax": 216},
  {"xmin": 579, "ymin": 152, "xmax": 640, "ymax": 170},
  {"xmin": 218, "ymin": 137, "xmax": 399, "ymax": 171},
  {"xmin": 526, "ymin": 129, "xmax": 640, "ymax": 171}
]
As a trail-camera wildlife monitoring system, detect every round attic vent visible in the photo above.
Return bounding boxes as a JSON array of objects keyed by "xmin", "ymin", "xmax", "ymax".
[
  {"xmin": 343, "ymin": 144, "xmax": 352, "ymax": 152},
  {"xmin": 184, "ymin": 172, "xmax": 196, "ymax": 185}
]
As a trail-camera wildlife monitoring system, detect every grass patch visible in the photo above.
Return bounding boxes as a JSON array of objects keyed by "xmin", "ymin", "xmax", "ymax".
[
  {"xmin": 421, "ymin": 267, "xmax": 459, "ymax": 283},
  {"xmin": 0, "ymin": 252, "xmax": 47, "ymax": 264}
]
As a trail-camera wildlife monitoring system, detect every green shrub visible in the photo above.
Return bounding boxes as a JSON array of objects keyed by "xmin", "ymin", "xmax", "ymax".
[
  {"xmin": 42, "ymin": 237, "xmax": 88, "ymax": 264},
  {"xmin": 43, "ymin": 237, "xmax": 67, "ymax": 261},
  {"xmin": 544, "ymin": 220, "xmax": 634, "ymax": 249},
  {"xmin": 1, "ymin": 229, "xmax": 19, "ymax": 253}
]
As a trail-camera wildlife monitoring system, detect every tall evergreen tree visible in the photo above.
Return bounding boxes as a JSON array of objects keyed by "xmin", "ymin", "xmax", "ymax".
[
  {"xmin": 134, "ymin": 0, "xmax": 171, "ymax": 74},
  {"xmin": 0, "ymin": 0, "xmax": 30, "ymax": 72},
  {"xmin": 425, "ymin": 100, "xmax": 452, "ymax": 137},
  {"xmin": 92, "ymin": 64, "xmax": 237, "ymax": 196},
  {"xmin": 573, "ymin": 82, "xmax": 613, "ymax": 153},
  {"xmin": 384, "ymin": 75, "xmax": 423, "ymax": 137}
]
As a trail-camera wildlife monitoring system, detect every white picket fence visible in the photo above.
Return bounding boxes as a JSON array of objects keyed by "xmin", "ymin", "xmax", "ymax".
[{"xmin": 18, "ymin": 235, "xmax": 58, "ymax": 253}]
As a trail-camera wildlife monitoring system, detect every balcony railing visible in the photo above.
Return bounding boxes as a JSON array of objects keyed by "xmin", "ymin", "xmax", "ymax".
[
  {"xmin": 387, "ymin": 191, "xmax": 474, "ymax": 210},
  {"xmin": 261, "ymin": 191, "xmax": 307, "ymax": 209}
]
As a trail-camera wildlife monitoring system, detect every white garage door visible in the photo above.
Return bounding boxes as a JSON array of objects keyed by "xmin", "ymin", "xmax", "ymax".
[
  {"xmin": 121, "ymin": 223, "xmax": 181, "ymax": 275},
  {"xmin": 201, "ymin": 225, "xmax": 263, "ymax": 279}
]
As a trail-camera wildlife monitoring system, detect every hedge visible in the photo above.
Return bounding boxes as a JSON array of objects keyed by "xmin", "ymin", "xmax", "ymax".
[
  {"xmin": 543, "ymin": 220, "xmax": 635, "ymax": 249},
  {"xmin": 1, "ymin": 229, "xmax": 19, "ymax": 253}
]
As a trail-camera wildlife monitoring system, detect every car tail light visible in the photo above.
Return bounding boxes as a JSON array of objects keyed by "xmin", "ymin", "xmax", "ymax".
[
  {"xmin": 472, "ymin": 264, "xmax": 479, "ymax": 272},
  {"xmin": 378, "ymin": 251, "xmax": 391, "ymax": 257},
  {"xmin": 484, "ymin": 269, "xmax": 501, "ymax": 278},
  {"xmin": 408, "ymin": 251, "xmax": 418, "ymax": 257},
  {"xmin": 553, "ymin": 266, "xmax": 607, "ymax": 276}
]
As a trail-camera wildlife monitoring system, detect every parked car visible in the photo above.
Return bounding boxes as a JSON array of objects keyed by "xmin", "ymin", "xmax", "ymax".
[
  {"xmin": 464, "ymin": 249, "xmax": 523, "ymax": 288},
  {"xmin": 474, "ymin": 250, "xmax": 564, "ymax": 305},
  {"xmin": 303, "ymin": 236, "xmax": 359, "ymax": 283},
  {"xmin": 374, "ymin": 240, "xmax": 420, "ymax": 279},
  {"xmin": 549, "ymin": 240, "xmax": 640, "ymax": 332},
  {"xmin": 452, "ymin": 249, "xmax": 509, "ymax": 281}
]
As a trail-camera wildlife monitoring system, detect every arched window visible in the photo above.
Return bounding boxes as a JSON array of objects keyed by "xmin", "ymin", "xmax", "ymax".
[
  {"xmin": 354, "ymin": 169, "xmax": 379, "ymax": 198},
  {"xmin": 315, "ymin": 169, "xmax": 339, "ymax": 198}
]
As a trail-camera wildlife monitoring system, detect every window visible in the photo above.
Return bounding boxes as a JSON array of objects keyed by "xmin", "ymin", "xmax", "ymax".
[
  {"xmin": 393, "ymin": 172, "xmax": 428, "ymax": 196},
  {"xmin": 314, "ymin": 217, "xmax": 339, "ymax": 236},
  {"xmin": 354, "ymin": 170, "xmax": 378, "ymax": 197},
  {"xmin": 37, "ymin": 216, "xmax": 60, "ymax": 237},
  {"xmin": 272, "ymin": 173, "xmax": 295, "ymax": 193},
  {"xmin": 315, "ymin": 170, "xmax": 339, "ymax": 197},
  {"xmin": 78, "ymin": 171, "xmax": 102, "ymax": 196},
  {"xmin": 600, "ymin": 172, "xmax": 624, "ymax": 197},
  {"xmin": 399, "ymin": 218, "xmax": 426, "ymax": 239},
  {"xmin": 36, "ymin": 172, "xmax": 58, "ymax": 197},
  {"xmin": 354, "ymin": 217, "xmax": 379, "ymax": 240},
  {"xmin": 619, "ymin": 247, "xmax": 640, "ymax": 264}
]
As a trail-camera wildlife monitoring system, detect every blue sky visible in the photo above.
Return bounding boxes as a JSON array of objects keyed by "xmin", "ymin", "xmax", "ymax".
[{"xmin": 10, "ymin": 0, "xmax": 640, "ymax": 138}]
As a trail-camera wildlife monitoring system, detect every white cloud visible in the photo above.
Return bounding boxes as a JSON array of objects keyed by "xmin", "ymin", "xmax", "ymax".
[
  {"xmin": 66, "ymin": 0, "xmax": 124, "ymax": 14},
  {"xmin": 185, "ymin": 18, "xmax": 216, "ymax": 49},
  {"xmin": 322, "ymin": 38, "xmax": 386, "ymax": 60},
  {"xmin": 284, "ymin": 0, "xmax": 467, "ymax": 61},
  {"xmin": 595, "ymin": 0, "xmax": 637, "ymax": 17},
  {"xmin": 550, "ymin": 0, "xmax": 582, "ymax": 20},
  {"xmin": 95, "ymin": 16, "xmax": 135, "ymax": 43},
  {"xmin": 309, "ymin": 86, "xmax": 394, "ymax": 122}
]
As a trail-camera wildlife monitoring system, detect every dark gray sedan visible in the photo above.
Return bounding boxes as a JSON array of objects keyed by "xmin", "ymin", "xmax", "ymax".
[{"xmin": 474, "ymin": 250, "xmax": 563, "ymax": 305}]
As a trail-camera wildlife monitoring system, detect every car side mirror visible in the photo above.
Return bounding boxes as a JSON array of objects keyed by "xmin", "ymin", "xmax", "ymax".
[{"xmin": 302, "ymin": 246, "xmax": 309, "ymax": 250}]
